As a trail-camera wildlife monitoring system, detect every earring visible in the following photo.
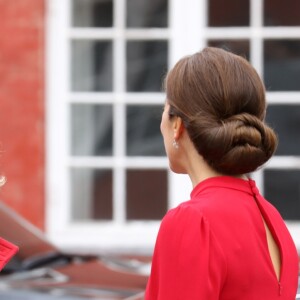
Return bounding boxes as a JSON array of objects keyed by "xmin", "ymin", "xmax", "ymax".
[{"xmin": 172, "ymin": 139, "xmax": 179, "ymax": 149}]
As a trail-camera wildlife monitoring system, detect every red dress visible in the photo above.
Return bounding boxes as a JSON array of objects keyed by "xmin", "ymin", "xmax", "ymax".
[
  {"xmin": 145, "ymin": 176, "xmax": 299, "ymax": 300},
  {"xmin": 0, "ymin": 237, "xmax": 18, "ymax": 271}
]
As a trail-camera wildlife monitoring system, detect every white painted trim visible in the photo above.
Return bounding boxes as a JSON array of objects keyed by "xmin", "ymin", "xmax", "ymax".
[
  {"xmin": 205, "ymin": 27, "xmax": 300, "ymax": 39},
  {"xmin": 68, "ymin": 157, "xmax": 168, "ymax": 168},
  {"xmin": 46, "ymin": 0, "xmax": 71, "ymax": 236},
  {"xmin": 50, "ymin": 222, "xmax": 160, "ymax": 254},
  {"xmin": 68, "ymin": 92, "xmax": 165, "ymax": 104},
  {"xmin": 171, "ymin": 0, "xmax": 203, "ymax": 63},
  {"xmin": 250, "ymin": 0, "xmax": 263, "ymax": 28},
  {"xmin": 169, "ymin": 173, "xmax": 192, "ymax": 209},
  {"xmin": 285, "ymin": 222, "xmax": 300, "ymax": 253},
  {"xmin": 266, "ymin": 157, "xmax": 300, "ymax": 169},
  {"xmin": 266, "ymin": 92, "xmax": 300, "ymax": 104}
]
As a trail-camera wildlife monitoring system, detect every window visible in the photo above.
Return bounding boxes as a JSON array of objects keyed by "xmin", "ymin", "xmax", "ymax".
[
  {"xmin": 206, "ymin": 0, "xmax": 300, "ymax": 246},
  {"xmin": 47, "ymin": 0, "xmax": 300, "ymax": 252}
]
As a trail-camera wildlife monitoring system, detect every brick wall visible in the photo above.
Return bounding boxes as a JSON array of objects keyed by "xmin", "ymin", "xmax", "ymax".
[{"xmin": 0, "ymin": 0, "xmax": 45, "ymax": 229}]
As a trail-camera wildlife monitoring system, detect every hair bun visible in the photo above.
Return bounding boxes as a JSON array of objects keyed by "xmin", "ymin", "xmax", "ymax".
[
  {"xmin": 200, "ymin": 113, "xmax": 278, "ymax": 175},
  {"xmin": 165, "ymin": 47, "xmax": 278, "ymax": 175}
]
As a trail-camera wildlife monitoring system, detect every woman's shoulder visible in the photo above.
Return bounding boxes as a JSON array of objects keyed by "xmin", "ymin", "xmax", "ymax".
[
  {"xmin": 156, "ymin": 200, "xmax": 227, "ymax": 265},
  {"xmin": 166, "ymin": 200, "xmax": 203, "ymax": 217},
  {"xmin": 168, "ymin": 192, "xmax": 228, "ymax": 219},
  {"xmin": 160, "ymin": 201, "xmax": 210, "ymax": 233}
]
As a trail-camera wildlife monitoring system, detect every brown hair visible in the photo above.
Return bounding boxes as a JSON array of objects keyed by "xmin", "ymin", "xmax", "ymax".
[{"xmin": 165, "ymin": 47, "xmax": 277, "ymax": 175}]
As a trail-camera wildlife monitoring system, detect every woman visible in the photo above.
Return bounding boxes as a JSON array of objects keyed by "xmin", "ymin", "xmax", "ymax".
[
  {"xmin": 145, "ymin": 47, "xmax": 299, "ymax": 299},
  {"xmin": 0, "ymin": 176, "xmax": 18, "ymax": 271}
]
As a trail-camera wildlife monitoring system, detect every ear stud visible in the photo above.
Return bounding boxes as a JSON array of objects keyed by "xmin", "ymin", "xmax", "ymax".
[{"xmin": 172, "ymin": 139, "xmax": 179, "ymax": 149}]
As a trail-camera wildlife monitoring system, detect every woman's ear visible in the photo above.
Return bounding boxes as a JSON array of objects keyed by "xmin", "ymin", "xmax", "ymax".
[{"xmin": 173, "ymin": 117, "xmax": 185, "ymax": 140}]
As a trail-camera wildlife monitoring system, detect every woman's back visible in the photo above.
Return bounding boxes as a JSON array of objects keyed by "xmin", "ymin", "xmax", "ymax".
[{"xmin": 146, "ymin": 177, "xmax": 299, "ymax": 299}]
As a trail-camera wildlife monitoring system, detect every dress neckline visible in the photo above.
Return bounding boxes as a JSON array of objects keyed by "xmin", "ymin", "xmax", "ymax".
[{"xmin": 190, "ymin": 175, "xmax": 254, "ymax": 199}]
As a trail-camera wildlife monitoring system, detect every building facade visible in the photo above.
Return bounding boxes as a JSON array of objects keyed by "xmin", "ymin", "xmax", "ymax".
[{"xmin": 1, "ymin": 0, "xmax": 300, "ymax": 254}]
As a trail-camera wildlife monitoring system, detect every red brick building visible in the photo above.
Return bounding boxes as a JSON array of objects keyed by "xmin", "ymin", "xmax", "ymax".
[{"xmin": 0, "ymin": 0, "xmax": 45, "ymax": 229}]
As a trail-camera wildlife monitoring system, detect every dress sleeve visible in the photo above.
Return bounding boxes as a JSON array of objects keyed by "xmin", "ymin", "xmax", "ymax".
[{"xmin": 145, "ymin": 205, "xmax": 227, "ymax": 300}]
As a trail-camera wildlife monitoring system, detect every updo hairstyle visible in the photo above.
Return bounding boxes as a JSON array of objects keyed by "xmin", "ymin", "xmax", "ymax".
[{"xmin": 165, "ymin": 47, "xmax": 278, "ymax": 175}]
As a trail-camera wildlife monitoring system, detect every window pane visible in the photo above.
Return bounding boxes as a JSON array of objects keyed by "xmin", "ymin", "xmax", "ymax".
[
  {"xmin": 264, "ymin": 170, "xmax": 300, "ymax": 220},
  {"xmin": 71, "ymin": 104, "xmax": 113, "ymax": 156},
  {"xmin": 71, "ymin": 40, "xmax": 113, "ymax": 91},
  {"xmin": 72, "ymin": 0, "xmax": 113, "ymax": 27},
  {"xmin": 127, "ymin": 0, "xmax": 168, "ymax": 28},
  {"xmin": 264, "ymin": 40, "xmax": 300, "ymax": 91},
  {"xmin": 265, "ymin": 105, "xmax": 300, "ymax": 156},
  {"xmin": 126, "ymin": 105, "xmax": 165, "ymax": 156},
  {"xmin": 264, "ymin": 0, "xmax": 300, "ymax": 26},
  {"xmin": 126, "ymin": 169, "xmax": 167, "ymax": 220},
  {"xmin": 71, "ymin": 168, "xmax": 113, "ymax": 221},
  {"xmin": 208, "ymin": 0, "xmax": 249, "ymax": 27},
  {"xmin": 207, "ymin": 40, "xmax": 250, "ymax": 60},
  {"xmin": 126, "ymin": 41, "xmax": 168, "ymax": 92}
]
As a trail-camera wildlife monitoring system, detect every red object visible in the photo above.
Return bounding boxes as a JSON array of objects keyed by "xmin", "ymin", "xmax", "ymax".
[
  {"xmin": 146, "ymin": 176, "xmax": 299, "ymax": 299},
  {"xmin": 0, "ymin": 237, "xmax": 18, "ymax": 271}
]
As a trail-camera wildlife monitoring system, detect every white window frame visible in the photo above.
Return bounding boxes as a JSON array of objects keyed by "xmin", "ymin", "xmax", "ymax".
[{"xmin": 46, "ymin": 0, "xmax": 300, "ymax": 253}]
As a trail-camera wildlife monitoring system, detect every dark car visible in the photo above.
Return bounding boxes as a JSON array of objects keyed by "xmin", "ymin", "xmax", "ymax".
[{"xmin": 0, "ymin": 202, "xmax": 149, "ymax": 299}]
